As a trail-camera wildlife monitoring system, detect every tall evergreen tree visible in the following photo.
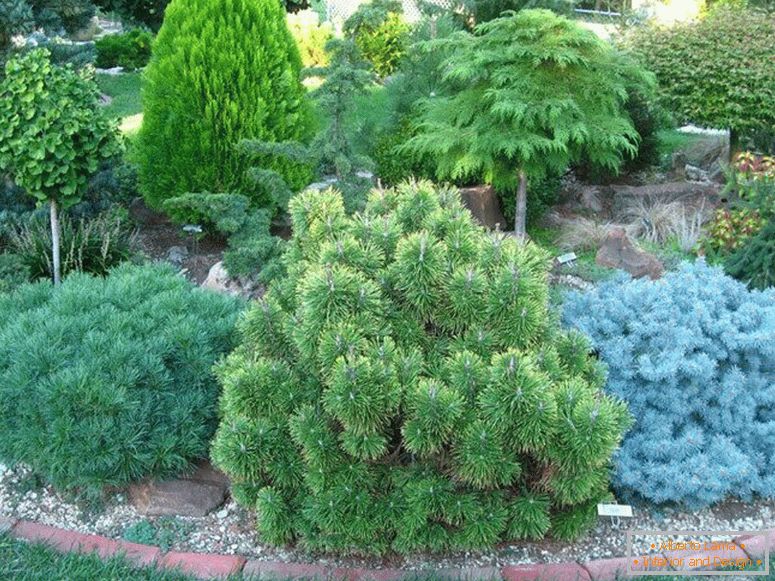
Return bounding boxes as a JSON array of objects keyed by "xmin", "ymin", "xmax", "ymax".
[
  {"xmin": 406, "ymin": 9, "xmax": 641, "ymax": 237},
  {"xmin": 137, "ymin": 0, "xmax": 313, "ymax": 211}
]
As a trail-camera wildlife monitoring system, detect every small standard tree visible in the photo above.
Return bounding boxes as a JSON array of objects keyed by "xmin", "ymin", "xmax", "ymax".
[
  {"xmin": 0, "ymin": 49, "xmax": 121, "ymax": 284},
  {"xmin": 406, "ymin": 9, "xmax": 641, "ymax": 237},
  {"xmin": 137, "ymin": 0, "xmax": 313, "ymax": 212}
]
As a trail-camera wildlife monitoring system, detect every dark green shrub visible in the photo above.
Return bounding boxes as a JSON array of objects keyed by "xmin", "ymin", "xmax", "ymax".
[
  {"xmin": 725, "ymin": 220, "xmax": 775, "ymax": 289},
  {"xmin": 137, "ymin": 0, "xmax": 313, "ymax": 212},
  {"xmin": 95, "ymin": 29, "xmax": 153, "ymax": 71},
  {"xmin": 624, "ymin": 7, "xmax": 775, "ymax": 144},
  {"xmin": 344, "ymin": 0, "xmax": 410, "ymax": 77},
  {"xmin": 472, "ymin": 0, "xmax": 575, "ymax": 23},
  {"xmin": 0, "ymin": 253, "xmax": 30, "ymax": 293},
  {"xmin": 95, "ymin": 0, "xmax": 169, "ymax": 30},
  {"xmin": 0, "ymin": 262, "xmax": 242, "ymax": 494},
  {"xmin": 163, "ymin": 192, "xmax": 286, "ymax": 283},
  {"xmin": 372, "ymin": 120, "xmax": 436, "ymax": 186},
  {"xmin": 211, "ymin": 182, "xmax": 631, "ymax": 554},
  {"xmin": 0, "ymin": 0, "xmax": 33, "ymax": 69},
  {"xmin": 7, "ymin": 209, "xmax": 135, "ymax": 281},
  {"xmin": 30, "ymin": 0, "xmax": 96, "ymax": 34}
]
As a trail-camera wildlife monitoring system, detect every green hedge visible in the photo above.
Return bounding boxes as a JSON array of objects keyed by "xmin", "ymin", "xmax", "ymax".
[{"xmin": 625, "ymin": 7, "xmax": 775, "ymax": 143}]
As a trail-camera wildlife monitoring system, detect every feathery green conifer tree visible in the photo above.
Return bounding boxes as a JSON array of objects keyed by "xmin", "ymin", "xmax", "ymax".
[
  {"xmin": 211, "ymin": 181, "xmax": 631, "ymax": 554},
  {"xmin": 406, "ymin": 10, "xmax": 641, "ymax": 237}
]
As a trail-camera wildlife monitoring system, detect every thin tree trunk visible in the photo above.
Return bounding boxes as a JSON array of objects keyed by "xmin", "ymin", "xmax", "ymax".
[
  {"xmin": 514, "ymin": 170, "xmax": 528, "ymax": 239},
  {"xmin": 50, "ymin": 199, "xmax": 61, "ymax": 286}
]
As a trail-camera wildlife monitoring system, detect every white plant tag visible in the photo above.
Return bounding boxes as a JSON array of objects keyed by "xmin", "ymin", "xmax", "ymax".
[
  {"xmin": 597, "ymin": 503, "xmax": 633, "ymax": 518},
  {"xmin": 556, "ymin": 252, "xmax": 577, "ymax": 265}
]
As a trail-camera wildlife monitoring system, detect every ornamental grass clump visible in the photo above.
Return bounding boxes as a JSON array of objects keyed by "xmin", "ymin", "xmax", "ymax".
[
  {"xmin": 211, "ymin": 181, "xmax": 631, "ymax": 554},
  {"xmin": 563, "ymin": 261, "xmax": 775, "ymax": 508}
]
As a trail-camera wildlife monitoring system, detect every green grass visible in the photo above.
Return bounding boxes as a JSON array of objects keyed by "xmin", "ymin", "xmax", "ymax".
[
  {"xmin": 96, "ymin": 72, "xmax": 143, "ymax": 134},
  {"xmin": 0, "ymin": 534, "xmax": 197, "ymax": 581},
  {"xmin": 655, "ymin": 128, "xmax": 705, "ymax": 161}
]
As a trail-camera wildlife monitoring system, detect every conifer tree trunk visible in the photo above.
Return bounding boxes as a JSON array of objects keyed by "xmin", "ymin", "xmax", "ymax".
[
  {"xmin": 50, "ymin": 199, "xmax": 61, "ymax": 285},
  {"xmin": 514, "ymin": 170, "xmax": 528, "ymax": 239}
]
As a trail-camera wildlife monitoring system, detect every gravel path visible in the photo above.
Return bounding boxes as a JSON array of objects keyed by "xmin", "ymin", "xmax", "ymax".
[{"xmin": 1, "ymin": 463, "xmax": 773, "ymax": 571}]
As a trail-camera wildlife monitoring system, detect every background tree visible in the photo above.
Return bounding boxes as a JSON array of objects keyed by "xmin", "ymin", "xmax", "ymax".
[
  {"xmin": 624, "ymin": 6, "xmax": 775, "ymax": 152},
  {"xmin": 0, "ymin": 49, "xmax": 121, "ymax": 284},
  {"xmin": 344, "ymin": 0, "xmax": 410, "ymax": 78},
  {"xmin": 406, "ymin": 9, "xmax": 642, "ymax": 237},
  {"xmin": 137, "ymin": 0, "xmax": 313, "ymax": 212}
]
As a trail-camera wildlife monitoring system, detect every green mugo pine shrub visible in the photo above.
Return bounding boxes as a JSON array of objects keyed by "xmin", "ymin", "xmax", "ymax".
[
  {"xmin": 725, "ymin": 220, "xmax": 775, "ymax": 289},
  {"xmin": 0, "ymin": 263, "xmax": 242, "ymax": 494},
  {"xmin": 211, "ymin": 181, "xmax": 631, "ymax": 554},
  {"xmin": 137, "ymin": 0, "xmax": 313, "ymax": 211}
]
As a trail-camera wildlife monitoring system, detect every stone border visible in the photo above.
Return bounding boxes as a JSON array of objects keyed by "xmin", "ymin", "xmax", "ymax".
[{"xmin": 2, "ymin": 517, "xmax": 773, "ymax": 580}]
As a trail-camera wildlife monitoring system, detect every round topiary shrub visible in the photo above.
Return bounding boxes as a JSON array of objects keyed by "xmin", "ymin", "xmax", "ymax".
[
  {"xmin": 0, "ymin": 263, "xmax": 242, "ymax": 494},
  {"xmin": 562, "ymin": 261, "xmax": 775, "ymax": 508},
  {"xmin": 211, "ymin": 181, "xmax": 631, "ymax": 554},
  {"xmin": 137, "ymin": 0, "xmax": 313, "ymax": 211}
]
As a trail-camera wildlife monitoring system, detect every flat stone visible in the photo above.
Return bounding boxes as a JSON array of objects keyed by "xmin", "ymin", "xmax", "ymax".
[
  {"xmin": 129, "ymin": 463, "xmax": 228, "ymax": 517},
  {"xmin": 596, "ymin": 227, "xmax": 664, "ymax": 280},
  {"xmin": 459, "ymin": 185, "xmax": 508, "ymax": 230}
]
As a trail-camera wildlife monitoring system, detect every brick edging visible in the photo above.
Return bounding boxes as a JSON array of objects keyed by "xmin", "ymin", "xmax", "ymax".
[{"xmin": 3, "ymin": 518, "xmax": 773, "ymax": 580}]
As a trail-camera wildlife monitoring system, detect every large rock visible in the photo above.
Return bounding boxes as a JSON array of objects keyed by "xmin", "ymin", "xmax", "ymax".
[
  {"xmin": 610, "ymin": 181, "xmax": 721, "ymax": 220},
  {"xmin": 201, "ymin": 261, "xmax": 263, "ymax": 299},
  {"xmin": 129, "ymin": 461, "xmax": 229, "ymax": 517},
  {"xmin": 596, "ymin": 227, "xmax": 664, "ymax": 280},
  {"xmin": 458, "ymin": 185, "xmax": 507, "ymax": 230}
]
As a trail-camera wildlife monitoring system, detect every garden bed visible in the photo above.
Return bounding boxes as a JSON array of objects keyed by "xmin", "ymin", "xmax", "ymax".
[{"xmin": 2, "ymin": 463, "xmax": 772, "ymax": 573}]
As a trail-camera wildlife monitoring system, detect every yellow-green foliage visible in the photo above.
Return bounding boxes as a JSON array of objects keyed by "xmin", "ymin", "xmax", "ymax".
[
  {"xmin": 287, "ymin": 9, "xmax": 333, "ymax": 68},
  {"xmin": 211, "ymin": 182, "xmax": 631, "ymax": 554},
  {"xmin": 137, "ymin": 0, "xmax": 313, "ymax": 211}
]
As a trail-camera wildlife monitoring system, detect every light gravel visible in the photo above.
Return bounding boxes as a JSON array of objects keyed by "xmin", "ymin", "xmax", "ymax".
[{"xmin": 1, "ymin": 463, "xmax": 773, "ymax": 571}]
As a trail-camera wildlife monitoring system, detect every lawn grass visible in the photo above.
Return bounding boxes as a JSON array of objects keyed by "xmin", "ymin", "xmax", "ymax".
[
  {"xmin": 655, "ymin": 128, "xmax": 706, "ymax": 162},
  {"xmin": 0, "ymin": 534, "xmax": 195, "ymax": 581},
  {"xmin": 96, "ymin": 72, "xmax": 143, "ymax": 130}
]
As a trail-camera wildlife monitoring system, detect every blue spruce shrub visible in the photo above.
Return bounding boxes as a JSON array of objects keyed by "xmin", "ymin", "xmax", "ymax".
[{"xmin": 562, "ymin": 261, "xmax": 775, "ymax": 508}]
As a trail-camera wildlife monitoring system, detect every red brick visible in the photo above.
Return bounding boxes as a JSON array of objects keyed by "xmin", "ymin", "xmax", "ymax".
[
  {"xmin": 737, "ymin": 532, "xmax": 775, "ymax": 560},
  {"xmin": 160, "ymin": 551, "xmax": 246, "ymax": 579},
  {"xmin": 580, "ymin": 557, "xmax": 636, "ymax": 581},
  {"xmin": 242, "ymin": 560, "xmax": 330, "ymax": 579},
  {"xmin": 502, "ymin": 562, "xmax": 591, "ymax": 581},
  {"xmin": 112, "ymin": 540, "xmax": 163, "ymax": 567},
  {"xmin": 12, "ymin": 521, "xmax": 82, "ymax": 551},
  {"xmin": 11, "ymin": 521, "xmax": 161, "ymax": 567},
  {"xmin": 334, "ymin": 568, "xmax": 408, "ymax": 580},
  {"xmin": 432, "ymin": 567, "xmax": 502, "ymax": 580}
]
